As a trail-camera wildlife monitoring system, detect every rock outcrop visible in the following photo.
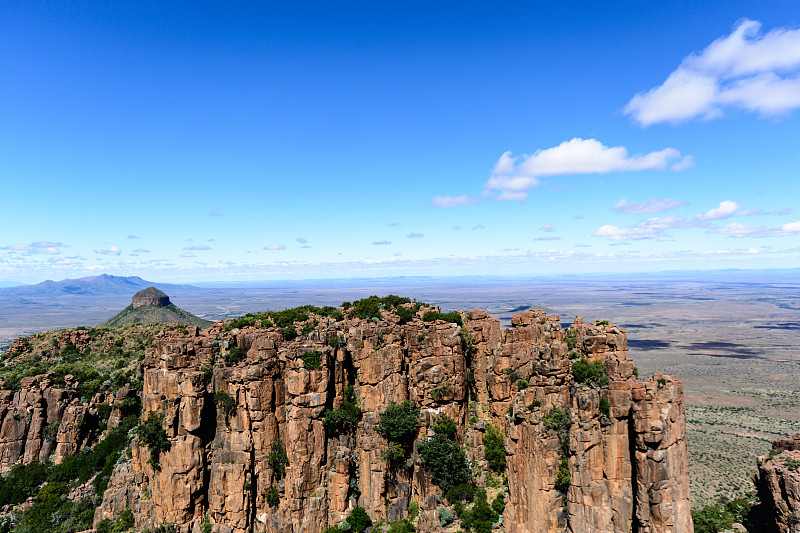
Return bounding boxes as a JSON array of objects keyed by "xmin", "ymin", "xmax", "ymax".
[
  {"xmin": 132, "ymin": 287, "xmax": 171, "ymax": 308},
  {"xmin": 751, "ymin": 434, "xmax": 800, "ymax": 533},
  {"xmin": 1, "ymin": 304, "xmax": 694, "ymax": 532}
]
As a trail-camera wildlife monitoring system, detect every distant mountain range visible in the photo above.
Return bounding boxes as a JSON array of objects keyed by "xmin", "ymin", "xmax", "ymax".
[{"xmin": 0, "ymin": 274, "xmax": 197, "ymax": 300}]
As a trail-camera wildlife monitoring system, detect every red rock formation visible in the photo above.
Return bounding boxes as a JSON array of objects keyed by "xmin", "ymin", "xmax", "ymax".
[{"xmin": 0, "ymin": 306, "xmax": 694, "ymax": 532}]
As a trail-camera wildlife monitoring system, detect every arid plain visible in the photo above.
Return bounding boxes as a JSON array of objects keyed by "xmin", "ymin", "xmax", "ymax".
[{"xmin": 1, "ymin": 270, "xmax": 798, "ymax": 507}]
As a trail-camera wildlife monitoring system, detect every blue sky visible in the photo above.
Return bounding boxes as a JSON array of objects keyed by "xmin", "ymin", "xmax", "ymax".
[{"xmin": 1, "ymin": 1, "xmax": 799, "ymax": 283}]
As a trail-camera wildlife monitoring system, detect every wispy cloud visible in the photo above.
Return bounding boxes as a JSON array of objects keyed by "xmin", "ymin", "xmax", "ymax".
[
  {"xmin": 183, "ymin": 245, "xmax": 212, "ymax": 251},
  {"xmin": 181, "ymin": 252, "xmax": 196, "ymax": 258},
  {"xmin": 626, "ymin": 20, "xmax": 800, "ymax": 126},
  {"xmin": 534, "ymin": 236, "xmax": 561, "ymax": 241},
  {"xmin": 612, "ymin": 198, "xmax": 687, "ymax": 214},
  {"xmin": 94, "ymin": 246, "xmax": 121, "ymax": 256},
  {"xmin": 471, "ymin": 225, "xmax": 485, "ymax": 231},
  {"xmin": 539, "ymin": 224, "xmax": 555, "ymax": 232},
  {"xmin": 296, "ymin": 237, "xmax": 307, "ymax": 244},
  {"xmin": 594, "ymin": 200, "xmax": 768, "ymax": 241},
  {"xmin": 707, "ymin": 220, "xmax": 800, "ymax": 238},
  {"xmin": 372, "ymin": 240, "xmax": 391, "ymax": 245},
  {"xmin": 127, "ymin": 234, "xmax": 141, "ymax": 239},
  {"xmin": 264, "ymin": 244, "xmax": 286, "ymax": 250},
  {"xmin": 406, "ymin": 233, "xmax": 424, "ymax": 239},
  {"xmin": 430, "ymin": 193, "xmax": 488, "ymax": 208},
  {"xmin": 209, "ymin": 210, "xmax": 223, "ymax": 217}
]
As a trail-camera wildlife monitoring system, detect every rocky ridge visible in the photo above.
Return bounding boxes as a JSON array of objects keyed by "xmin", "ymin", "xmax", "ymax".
[{"xmin": 0, "ymin": 301, "xmax": 693, "ymax": 532}]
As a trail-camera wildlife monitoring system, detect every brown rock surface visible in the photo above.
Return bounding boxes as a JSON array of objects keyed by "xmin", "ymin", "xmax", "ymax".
[{"xmin": 2, "ymin": 307, "xmax": 694, "ymax": 532}]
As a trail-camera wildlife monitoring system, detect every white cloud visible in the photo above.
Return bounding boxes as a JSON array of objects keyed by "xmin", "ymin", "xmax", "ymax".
[
  {"xmin": 471, "ymin": 225, "xmax": 485, "ymax": 231},
  {"xmin": 534, "ymin": 236, "xmax": 561, "ymax": 241},
  {"xmin": 594, "ymin": 200, "xmax": 762, "ymax": 241},
  {"xmin": 707, "ymin": 220, "xmax": 800, "ymax": 238},
  {"xmin": 485, "ymin": 138, "xmax": 690, "ymax": 201},
  {"xmin": 264, "ymin": 244, "xmax": 286, "ymax": 250},
  {"xmin": 132, "ymin": 248, "xmax": 151, "ymax": 253},
  {"xmin": 372, "ymin": 240, "xmax": 391, "ymax": 245},
  {"xmin": 612, "ymin": 198, "xmax": 687, "ymax": 214},
  {"xmin": 626, "ymin": 20, "xmax": 800, "ymax": 125},
  {"xmin": 406, "ymin": 233, "xmax": 424, "ymax": 239},
  {"xmin": 296, "ymin": 237, "xmax": 307, "ymax": 244},
  {"xmin": 183, "ymin": 245, "xmax": 212, "ymax": 251},
  {"xmin": 127, "ymin": 234, "xmax": 141, "ymax": 239},
  {"xmin": 698, "ymin": 200, "xmax": 741, "ymax": 220},
  {"xmin": 593, "ymin": 225, "xmax": 661, "ymax": 241},
  {"xmin": 431, "ymin": 193, "xmax": 488, "ymax": 208},
  {"xmin": 95, "ymin": 246, "xmax": 121, "ymax": 256},
  {"xmin": 539, "ymin": 224, "xmax": 555, "ymax": 232},
  {"xmin": 181, "ymin": 252, "xmax": 196, "ymax": 258}
]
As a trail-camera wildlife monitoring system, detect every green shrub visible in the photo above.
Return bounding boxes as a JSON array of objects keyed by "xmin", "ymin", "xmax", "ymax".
[
  {"xmin": 301, "ymin": 350, "xmax": 322, "ymax": 370},
  {"xmin": 224, "ymin": 345, "xmax": 245, "ymax": 365},
  {"xmin": 432, "ymin": 416, "xmax": 457, "ymax": 440},
  {"xmin": 564, "ymin": 330, "xmax": 577, "ymax": 349},
  {"xmin": 599, "ymin": 397, "xmax": 611, "ymax": 416},
  {"xmin": 438, "ymin": 507, "xmax": 454, "ymax": 525},
  {"xmin": 555, "ymin": 456, "xmax": 570, "ymax": 492},
  {"xmin": 418, "ymin": 417, "xmax": 472, "ymax": 492},
  {"xmin": 596, "ymin": 320, "xmax": 609, "ymax": 326},
  {"xmin": 492, "ymin": 492, "xmax": 506, "ymax": 515},
  {"xmin": 515, "ymin": 378, "xmax": 528, "ymax": 390},
  {"xmin": 43, "ymin": 421, "xmax": 60, "ymax": 443},
  {"xmin": 395, "ymin": 306, "xmax": 415, "ymax": 325},
  {"xmin": 266, "ymin": 484, "xmax": 280, "ymax": 507},
  {"xmin": 422, "ymin": 311, "xmax": 462, "ymax": 325},
  {"xmin": 445, "ymin": 482, "xmax": 475, "ymax": 504},
  {"xmin": 377, "ymin": 401, "xmax": 420, "ymax": 447},
  {"xmin": 329, "ymin": 334, "xmax": 346, "ymax": 349},
  {"xmin": 323, "ymin": 386, "xmax": 362, "ymax": 436},
  {"xmin": 268, "ymin": 439, "xmax": 289, "ymax": 479},
  {"xmin": 571, "ymin": 359, "xmax": 609, "ymax": 387},
  {"xmin": 347, "ymin": 506, "xmax": 372, "ymax": 533},
  {"xmin": 461, "ymin": 488, "xmax": 499, "ymax": 533},
  {"xmin": 692, "ymin": 494, "xmax": 754, "ymax": 533},
  {"xmin": 527, "ymin": 400, "xmax": 541, "ymax": 410},
  {"xmin": 483, "ymin": 424, "xmax": 506, "ymax": 473},
  {"xmin": 300, "ymin": 321, "xmax": 317, "ymax": 336},
  {"xmin": 137, "ymin": 412, "xmax": 171, "ymax": 471},
  {"xmin": 543, "ymin": 407, "xmax": 571, "ymax": 451},
  {"xmin": 281, "ymin": 326, "xmax": 298, "ymax": 341},
  {"xmin": 214, "ymin": 391, "xmax": 236, "ymax": 417},
  {"xmin": 387, "ymin": 519, "xmax": 415, "ymax": 533}
]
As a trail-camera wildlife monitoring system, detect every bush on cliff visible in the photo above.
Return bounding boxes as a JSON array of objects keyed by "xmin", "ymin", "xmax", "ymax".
[
  {"xmin": 137, "ymin": 412, "xmax": 171, "ymax": 471},
  {"xmin": 422, "ymin": 310, "xmax": 462, "ymax": 325},
  {"xmin": 692, "ymin": 494, "xmax": 755, "ymax": 533},
  {"xmin": 377, "ymin": 401, "xmax": 420, "ymax": 448},
  {"xmin": 571, "ymin": 358, "xmax": 609, "ymax": 387},
  {"xmin": 482, "ymin": 424, "xmax": 506, "ymax": 473},
  {"xmin": 323, "ymin": 386, "xmax": 362, "ymax": 436},
  {"xmin": 268, "ymin": 439, "xmax": 289, "ymax": 479},
  {"xmin": 542, "ymin": 407, "xmax": 571, "ymax": 451},
  {"xmin": 418, "ymin": 416, "xmax": 472, "ymax": 492}
]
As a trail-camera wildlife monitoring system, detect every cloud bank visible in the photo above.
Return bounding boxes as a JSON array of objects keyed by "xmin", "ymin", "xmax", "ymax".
[{"xmin": 626, "ymin": 20, "xmax": 800, "ymax": 125}]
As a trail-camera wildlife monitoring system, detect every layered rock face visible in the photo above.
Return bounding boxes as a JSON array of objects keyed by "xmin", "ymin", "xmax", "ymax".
[
  {"xmin": 0, "ymin": 306, "xmax": 693, "ymax": 532},
  {"xmin": 751, "ymin": 434, "xmax": 800, "ymax": 532},
  {"xmin": 88, "ymin": 307, "xmax": 691, "ymax": 533},
  {"xmin": 132, "ymin": 287, "xmax": 171, "ymax": 308}
]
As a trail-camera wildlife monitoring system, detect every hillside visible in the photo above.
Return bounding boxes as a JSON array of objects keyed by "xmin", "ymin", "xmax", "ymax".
[{"xmin": 0, "ymin": 296, "xmax": 692, "ymax": 533}]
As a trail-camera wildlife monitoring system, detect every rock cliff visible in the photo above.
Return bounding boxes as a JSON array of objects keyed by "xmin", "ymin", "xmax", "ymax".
[
  {"xmin": 750, "ymin": 434, "xmax": 800, "ymax": 533},
  {"xmin": 0, "ymin": 301, "xmax": 693, "ymax": 533}
]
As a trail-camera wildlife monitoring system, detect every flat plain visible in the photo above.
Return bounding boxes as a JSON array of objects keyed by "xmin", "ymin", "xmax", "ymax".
[{"xmin": 1, "ymin": 270, "xmax": 798, "ymax": 507}]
